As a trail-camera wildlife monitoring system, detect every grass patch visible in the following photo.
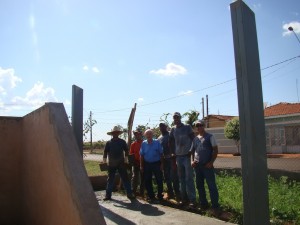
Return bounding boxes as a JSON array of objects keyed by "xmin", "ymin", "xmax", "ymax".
[
  {"xmin": 216, "ymin": 171, "xmax": 300, "ymax": 224},
  {"xmin": 84, "ymin": 160, "xmax": 107, "ymax": 176}
]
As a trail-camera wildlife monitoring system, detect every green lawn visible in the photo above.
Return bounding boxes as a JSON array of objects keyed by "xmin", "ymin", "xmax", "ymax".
[
  {"xmin": 84, "ymin": 161, "xmax": 300, "ymax": 224},
  {"xmin": 84, "ymin": 160, "xmax": 107, "ymax": 176},
  {"xmin": 216, "ymin": 171, "xmax": 300, "ymax": 224}
]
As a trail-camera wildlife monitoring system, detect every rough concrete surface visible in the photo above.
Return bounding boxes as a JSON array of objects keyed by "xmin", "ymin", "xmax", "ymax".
[
  {"xmin": 96, "ymin": 191, "xmax": 236, "ymax": 225},
  {"xmin": 0, "ymin": 103, "xmax": 106, "ymax": 225}
]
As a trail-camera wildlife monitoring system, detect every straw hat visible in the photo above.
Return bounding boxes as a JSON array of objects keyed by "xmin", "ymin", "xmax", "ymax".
[{"xmin": 107, "ymin": 126, "xmax": 124, "ymax": 135}]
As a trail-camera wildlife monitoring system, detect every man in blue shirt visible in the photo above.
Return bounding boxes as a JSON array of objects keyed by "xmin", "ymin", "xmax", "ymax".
[{"xmin": 140, "ymin": 129, "xmax": 164, "ymax": 202}]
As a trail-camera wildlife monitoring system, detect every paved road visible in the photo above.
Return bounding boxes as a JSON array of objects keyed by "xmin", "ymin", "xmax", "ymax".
[{"xmin": 84, "ymin": 154, "xmax": 300, "ymax": 173}]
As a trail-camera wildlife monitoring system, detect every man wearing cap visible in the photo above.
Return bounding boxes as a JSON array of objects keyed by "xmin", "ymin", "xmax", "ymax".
[
  {"xmin": 103, "ymin": 126, "xmax": 135, "ymax": 200},
  {"xmin": 129, "ymin": 128, "xmax": 145, "ymax": 196},
  {"xmin": 169, "ymin": 112, "xmax": 197, "ymax": 208},
  {"xmin": 192, "ymin": 120, "xmax": 220, "ymax": 214},
  {"xmin": 140, "ymin": 129, "xmax": 164, "ymax": 202},
  {"xmin": 158, "ymin": 122, "xmax": 180, "ymax": 200}
]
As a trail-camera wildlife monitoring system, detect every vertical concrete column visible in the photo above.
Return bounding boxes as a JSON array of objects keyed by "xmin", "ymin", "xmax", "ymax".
[
  {"xmin": 72, "ymin": 85, "xmax": 83, "ymax": 156},
  {"xmin": 230, "ymin": 1, "xmax": 269, "ymax": 225}
]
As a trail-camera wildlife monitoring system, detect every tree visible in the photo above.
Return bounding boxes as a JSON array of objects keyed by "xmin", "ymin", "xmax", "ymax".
[
  {"xmin": 182, "ymin": 110, "xmax": 200, "ymax": 126},
  {"xmin": 224, "ymin": 117, "xmax": 240, "ymax": 155},
  {"xmin": 83, "ymin": 113, "xmax": 97, "ymax": 153},
  {"xmin": 159, "ymin": 113, "xmax": 173, "ymax": 128}
]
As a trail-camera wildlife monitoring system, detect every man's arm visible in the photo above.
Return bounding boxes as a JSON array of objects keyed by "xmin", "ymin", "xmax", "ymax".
[
  {"xmin": 168, "ymin": 128, "xmax": 176, "ymax": 156},
  {"xmin": 140, "ymin": 155, "xmax": 144, "ymax": 173},
  {"xmin": 103, "ymin": 142, "xmax": 109, "ymax": 163},
  {"xmin": 205, "ymin": 136, "xmax": 218, "ymax": 168}
]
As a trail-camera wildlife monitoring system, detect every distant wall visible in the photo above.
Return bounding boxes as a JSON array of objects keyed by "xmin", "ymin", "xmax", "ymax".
[
  {"xmin": 206, "ymin": 127, "xmax": 237, "ymax": 154},
  {"xmin": 0, "ymin": 117, "xmax": 22, "ymax": 225},
  {"xmin": 0, "ymin": 103, "xmax": 106, "ymax": 225}
]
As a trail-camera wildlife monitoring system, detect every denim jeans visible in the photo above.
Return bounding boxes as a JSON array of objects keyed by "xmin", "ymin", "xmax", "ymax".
[
  {"xmin": 163, "ymin": 158, "xmax": 180, "ymax": 197},
  {"xmin": 176, "ymin": 155, "xmax": 196, "ymax": 202},
  {"xmin": 194, "ymin": 164, "xmax": 219, "ymax": 208},
  {"xmin": 144, "ymin": 161, "xmax": 163, "ymax": 199},
  {"xmin": 106, "ymin": 163, "xmax": 132, "ymax": 198}
]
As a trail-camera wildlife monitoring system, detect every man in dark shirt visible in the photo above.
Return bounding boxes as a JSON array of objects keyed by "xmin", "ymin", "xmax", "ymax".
[
  {"xmin": 103, "ymin": 126, "xmax": 135, "ymax": 200},
  {"xmin": 192, "ymin": 120, "xmax": 220, "ymax": 214},
  {"xmin": 158, "ymin": 122, "xmax": 180, "ymax": 200}
]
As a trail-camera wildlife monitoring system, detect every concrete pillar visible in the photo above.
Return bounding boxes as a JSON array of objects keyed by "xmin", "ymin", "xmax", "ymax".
[
  {"xmin": 72, "ymin": 85, "xmax": 83, "ymax": 156},
  {"xmin": 230, "ymin": 1, "xmax": 269, "ymax": 224}
]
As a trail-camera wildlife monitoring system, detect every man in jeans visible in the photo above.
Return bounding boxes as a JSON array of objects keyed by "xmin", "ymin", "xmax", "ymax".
[
  {"xmin": 192, "ymin": 120, "xmax": 220, "ymax": 215},
  {"xmin": 169, "ymin": 112, "xmax": 197, "ymax": 208},
  {"xmin": 102, "ymin": 126, "xmax": 135, "ymax": 201},
  {"xmin": 158, "ymin": 122, "xmax": 180, "ymax": 200}
]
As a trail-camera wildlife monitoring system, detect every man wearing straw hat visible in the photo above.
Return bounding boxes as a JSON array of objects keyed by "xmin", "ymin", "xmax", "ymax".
[{"xmin": 103, "ymin": 125, "xmax": 135, "ymax": 200}]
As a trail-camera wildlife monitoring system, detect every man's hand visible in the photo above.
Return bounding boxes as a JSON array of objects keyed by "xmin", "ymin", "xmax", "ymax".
[
  {"xmin": 191, "ymin": 161, "xmax": 198, "ymax": 168},
  {"xmin": 160, "ymin": 163, "xmax": 164, "ymax": 171},
  {"xmin": 103, "ymin": 158, "xmax": 107, "ymax": 163},
  {"xmin": 124, "ymin": 156, "xmax": 129, "ymax": 164},
  {"xmin": 205, "ymin": 161, "xmax": 214, "ymax": 168}
]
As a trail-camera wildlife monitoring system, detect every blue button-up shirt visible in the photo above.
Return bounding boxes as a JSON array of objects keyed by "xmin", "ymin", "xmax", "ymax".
[{"xmin": 140, "ymin": 139, "xmax": 163, "ymax": 163}]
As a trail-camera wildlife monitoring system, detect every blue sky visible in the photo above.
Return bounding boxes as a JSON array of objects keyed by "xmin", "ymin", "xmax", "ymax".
[{"xmin": 1, "ymin": 0, "xmax": 300, "ymax": 141}]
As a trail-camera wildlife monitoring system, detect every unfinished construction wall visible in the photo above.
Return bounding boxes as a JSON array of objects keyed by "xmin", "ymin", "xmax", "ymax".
[
  {"xmin": 21, "ymin": 103, "xmax": 106, "ymax": 225},
  {"xmin": 0, "ymin": 117, "xmax": 22, "ymax": 225},
  {"xmin": 0, "ymin": 103, "xmax": 106, "ymax": 225}
]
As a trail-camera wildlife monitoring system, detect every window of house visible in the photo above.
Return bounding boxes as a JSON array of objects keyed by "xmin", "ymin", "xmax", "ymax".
[
  {"xmin": 269, "ymin": 127, "xmax": 285, "ymax": 146},
  {"xmin": 285, "ymin": 126, "xmax": 300, "ymax": 146}
]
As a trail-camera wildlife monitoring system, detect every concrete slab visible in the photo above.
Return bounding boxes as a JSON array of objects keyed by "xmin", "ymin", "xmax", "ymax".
[{"xmin": 95, "ymin": 191, "xmax": 236, "ymax": 225}]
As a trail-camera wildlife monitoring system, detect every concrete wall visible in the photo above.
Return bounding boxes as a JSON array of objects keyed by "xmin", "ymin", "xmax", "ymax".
[
  {"xmin": 0, "ymin": 117, "xmax": 22, "ymax": 225},
  {"xmin": 206, "ymin": 127, "xmax": 237, "ymax": 154},
  {"xmin": 0, "ymin": 103, "xmax": 106, "ymax": 225}
]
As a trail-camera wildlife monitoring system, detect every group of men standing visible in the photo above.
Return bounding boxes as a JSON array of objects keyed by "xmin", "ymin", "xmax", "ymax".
[{"xmin": 102, "ymin": 112, "xmax": 220, "ymax": 213}]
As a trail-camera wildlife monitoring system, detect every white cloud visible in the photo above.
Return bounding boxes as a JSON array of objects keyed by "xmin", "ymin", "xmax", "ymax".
[
  {"xmin": 178, "ymin": 90, "xmax": 193, "ymax": 96},
  {"xmin": 137, "ymin": 97, "xmax": 144, "ymax": 102},
  {"xmin": 83, "ymin": 65, "xmax": 89, "ymax": 71},
  {"xmin": 83, "ymin": 65, "xmax": 101, "ymax": 74},
  {"xmin": 282, "ymin": 21, "xmax": 300, "ymax": 36},
  {"xmin": 29, "ymin": 13, "xmax": 40, "ymax": 62},
  {"xmin": 12, "ymin": 82, "xmax": 57, "ymax": 108},
  {"xmin": 0, "ymin": 67, "xmax": 22, "ymax": 95},
  {"xmin": 92, "ymin": 66, "xmax": 100, "ymax": 73},
  {"xmin": 149, "ymin": 63, "xmax": 187, "ymax": 77},
  {"xmin": 252, "ymin": 3, "xmax": 261, "ymax": 10}
]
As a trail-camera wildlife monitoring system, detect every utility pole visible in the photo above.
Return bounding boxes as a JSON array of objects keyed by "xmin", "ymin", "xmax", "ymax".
[
  {"xmin": 89, "ymin": 111, "xmax": 93, "ymax": 152},
  {"xmin": 206, "ymin": 95, "xmax": 209, "ymax": 128},
  {"xmin": 202, "ymin": 97, "xmax": 205, "ymax": 119}
]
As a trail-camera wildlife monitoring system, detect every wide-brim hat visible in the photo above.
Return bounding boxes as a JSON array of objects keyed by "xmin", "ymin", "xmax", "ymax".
[{"xmin": 107, "ymin": 126, "xmax": 124, "ymax": 135}]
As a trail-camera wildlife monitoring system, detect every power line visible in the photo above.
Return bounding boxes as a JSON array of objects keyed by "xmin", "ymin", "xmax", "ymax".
[{"xmin": 261, "ymin": 55, "xmax": 300, "ymax": 70}]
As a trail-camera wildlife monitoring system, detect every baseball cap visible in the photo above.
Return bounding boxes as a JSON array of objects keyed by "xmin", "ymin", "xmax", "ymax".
[
  {"xmin": 194, "ymin": 120, "xmax": 205, "ymax": 126},
  {"xmin": 133, "ymin": 128, "xmax": 143, "ymax": 134},
  {"xmin": 173, "ymin": 112, "xmax": 181, "ymax": 117}
]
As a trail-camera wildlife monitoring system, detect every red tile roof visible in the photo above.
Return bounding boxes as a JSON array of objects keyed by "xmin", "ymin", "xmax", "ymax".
[
  {"xmin": 264, "ymin": 102, "xmax": 300, "ymax": 117},
  {"xmin": 206, "ymin": 114, "xmax": 236, "ymax": 121}
]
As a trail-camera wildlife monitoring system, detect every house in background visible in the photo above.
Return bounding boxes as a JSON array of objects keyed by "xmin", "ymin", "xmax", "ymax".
[
  {"xmin": 204, "ymin": 114, "xmax": 235, "ymax": 128},
  {"xmin": 264, "ymin": 102, "xmax": 300, "ymax": 153},
  {"xmin": 204, "ymin": 114, "xmax": 237, "ymax": 154}
]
